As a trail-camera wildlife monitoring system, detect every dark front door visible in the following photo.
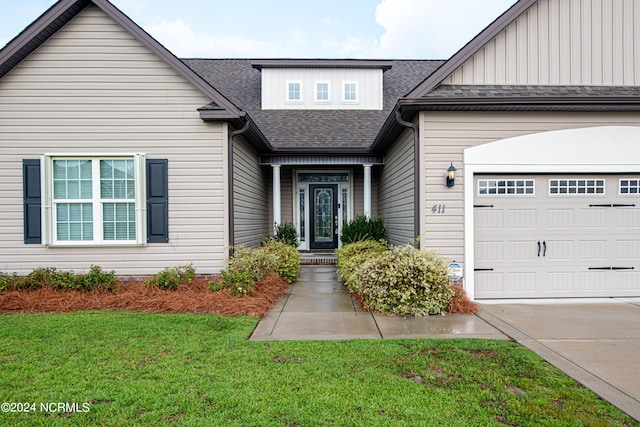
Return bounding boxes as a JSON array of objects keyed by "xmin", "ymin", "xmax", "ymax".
[{"xmin": 309, "ymin": 184, "xmax": 338, "ymax": 249}]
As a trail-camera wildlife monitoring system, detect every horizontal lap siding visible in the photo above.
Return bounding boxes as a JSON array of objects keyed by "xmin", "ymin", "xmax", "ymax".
[
  {"xmin": 0, "ymin": 6, "xmax": 227, "ymax": 275},
  {"xmin": 378, "ymin": 126, "xmax": 415, "ymax": 245},
  {"xmin": 421, "ymin": 111, "xmax": 640, "ymax": 262},
  {"xmin": 233, "ymin": 137, "xmax": 268, "ymax": 248}
]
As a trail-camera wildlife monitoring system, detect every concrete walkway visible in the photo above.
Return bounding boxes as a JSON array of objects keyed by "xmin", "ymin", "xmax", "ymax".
[
  {"xmin": 251, "ymin": 265, "xmax": 640, "ymax": 421},
  {"xmin": 250, "ymin": 265, "xmax": 507, "ymax": 340}
]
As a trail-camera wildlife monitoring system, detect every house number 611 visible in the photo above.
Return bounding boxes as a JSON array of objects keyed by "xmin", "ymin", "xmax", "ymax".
[{"xmin": 431, "ymin": 204, "xmax": 445, "ymax": 214}]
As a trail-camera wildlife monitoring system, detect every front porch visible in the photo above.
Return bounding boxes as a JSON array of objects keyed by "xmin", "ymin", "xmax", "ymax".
[{"xmin": 262, "ymin": 154, "xmax": 383, "ymax": 251}]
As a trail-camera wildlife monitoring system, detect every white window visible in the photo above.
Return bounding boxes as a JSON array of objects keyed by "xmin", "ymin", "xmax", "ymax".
[
  {"xmin": 343, "ymin": 82, "xmax": 357, "ymax": 102},
  {"xmin": 620, "ymin": 178, "xmax": 640, "ymax": 195},
  {"xmin": 478, "ymin": 179, "xmax": 534, "ymax": 195},
  {"xmin": 42, "ymin": 155, "xmax": 146, "ymax": 246},
  {"xmin": 315, "ymin": 82, "xmax": 330, "ymax": 102},
  {"xmin": 549, "ymin": 179, "xmax": 605, "ymax": 195},
  {"xmin": 287, "ymin": 81, "xmax": 302, "ymax": 102}
]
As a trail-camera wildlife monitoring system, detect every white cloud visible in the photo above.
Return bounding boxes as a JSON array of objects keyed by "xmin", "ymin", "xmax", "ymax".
[
  {"xmin": 146, "ymin": 19, "xmax": 277, "ymax": 58},
  {"xmin": 373, "ymin": 0, "xmax": 515, "ymax": 59}
]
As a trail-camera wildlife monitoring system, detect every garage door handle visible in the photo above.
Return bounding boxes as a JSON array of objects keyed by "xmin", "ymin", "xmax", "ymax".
[
  {"xmin": 542, "ymin": 241, "xmax": 547, "ymax": 257},
  {"xmin": 537, "ymin": 241, "xmax": 541, "ymax": 257}
]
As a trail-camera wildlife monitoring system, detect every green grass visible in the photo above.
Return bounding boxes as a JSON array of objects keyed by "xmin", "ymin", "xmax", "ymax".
[{"xmin": 0, "ymin": 312, "xmax": 636, "ymax": 426}]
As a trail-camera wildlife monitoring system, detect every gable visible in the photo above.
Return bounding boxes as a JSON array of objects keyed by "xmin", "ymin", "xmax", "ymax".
[{"xmin": 444, "ymin": 0, "xmax": 640, "ymax": 86}]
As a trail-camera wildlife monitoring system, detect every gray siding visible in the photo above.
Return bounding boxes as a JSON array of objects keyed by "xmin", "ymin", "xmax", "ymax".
[
  {"xmin": 0, "ymin": 6, "xmax": 228, "ymax": 275},
  {"xmin": 420, "ymin": 111, "xmax": 640, "ymax": 262},
  {"xmin": 378, "ymin": 126, "xmax": 415, "ymax": 245},
  {"xmin": 233, "ymin": 137, "xmax": 268, "ymax": 248}
]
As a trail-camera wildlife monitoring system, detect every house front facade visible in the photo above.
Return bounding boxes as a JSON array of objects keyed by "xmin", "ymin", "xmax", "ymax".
[{"xmin": 1, "ymin": 0, "xmax": 639, "ymax": 300}]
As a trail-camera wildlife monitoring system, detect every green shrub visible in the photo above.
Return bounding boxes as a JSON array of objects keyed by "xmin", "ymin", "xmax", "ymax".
[
  {"xmin": 340, "ymin": 215, "xmax": 386, "ymax": 244},
  {"xmin": 0, "ymin": 272, "xmax": 19, "ymax": 291},
  {"xmin": 78, "ymin": 265, "xmax": 119, "ymax": 291},
  {"xmin": 219, "ymin": 242, "xmax": 301, "ymax": 297},
  {"xmin": 145, "ymin": 264, "xmax": 195, "ymax": 290},
  {"xmin": 335, "ymin": 240, "xmax": 388, "ymax": 289},
  {"xmin": 259, "ymin": 240, "xmax": 301, "ymax": 283},
  {"xmin": 1, "ymin": 266, "xmax": 120, "ymax": 291},
  {"xmin": 218, "ymin": 269, "xmax": 255, "ymax": 296},
  {"xmin": 351, "ymin": 245, "xmax": 454, "ymax": 316},
  {"xmin": 274, "ymin": 222, "xmax": 300, "ymax": 248}
]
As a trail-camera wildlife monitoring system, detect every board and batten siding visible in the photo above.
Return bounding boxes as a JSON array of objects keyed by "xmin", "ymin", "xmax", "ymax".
[
  {"xmin": 233, "ymin": 136, "xmax": 269, "ymax": 248},
  {"xmin": 261, "ymin": 68, "xmax": 383, "ymax": 110},
  {"xmin": 420, "ymin": 111, "xmax": 640, "ymax": 263},
  {"xmin": 378, "ymin": 126, "xmax": 415, "ymax": 246},
  {"xmin": 445, "ymin": 0, "xmax": 640, "ymax": 86},
  {"xmin": 0, "ymin": 5, "xmax": 229, "ymax": 275}
]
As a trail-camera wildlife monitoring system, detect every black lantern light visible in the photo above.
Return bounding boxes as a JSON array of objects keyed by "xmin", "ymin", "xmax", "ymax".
[{"xmin": 446, "ymin": 162, "xmax": 457, "ymax": 187}]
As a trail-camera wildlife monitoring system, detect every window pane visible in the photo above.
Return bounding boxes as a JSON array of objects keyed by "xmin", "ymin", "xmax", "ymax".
[
  {"xmin": 102, "ymin": 202, "xmax": 136, "ymax": 240},
  {"xmin": 316, "ymin": 83, "xmax": 328, "ymax": 100},
  {"xmin": 56, "ymin": 203, "xmax": 93, "ymax": 241},
  {"xmin": 344, "ymin": 83, "xmax": 356, "ymax": 101},
  {"xmin": 53, "ymin": 160, "xmax": 92, "ymax": 200},
  {"xmin": 288, "ymin": 82, "xmax": 300, "ymax": 100},
  {"xmin": 100, "ymin": 160, "xmax": 134, "ymax": 199}
]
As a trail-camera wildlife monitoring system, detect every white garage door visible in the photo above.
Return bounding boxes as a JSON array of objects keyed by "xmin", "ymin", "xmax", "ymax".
[{"xmin": 474, "ymin": 175, "xmax": 640, "ymax": 299}]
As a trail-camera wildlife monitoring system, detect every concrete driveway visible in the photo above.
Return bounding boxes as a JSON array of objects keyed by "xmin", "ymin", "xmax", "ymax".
[{"xmin": 478, "ymin": 299, "xmax": 640, "ymax": 421}]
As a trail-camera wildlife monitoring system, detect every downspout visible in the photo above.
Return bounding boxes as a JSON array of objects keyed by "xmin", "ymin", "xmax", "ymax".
[
  {"xmin": 228, "ymin": 119, "xmax": 250, "ymax": 257},
  {"xmin": 395, "ymin": 110, "xmax": 421, "ymax": 247}
]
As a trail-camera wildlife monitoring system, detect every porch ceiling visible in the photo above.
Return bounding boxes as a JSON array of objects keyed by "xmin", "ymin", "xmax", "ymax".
[{"xmin": 259, "ymin": 154, "xmax": 384, "ymax": 166}]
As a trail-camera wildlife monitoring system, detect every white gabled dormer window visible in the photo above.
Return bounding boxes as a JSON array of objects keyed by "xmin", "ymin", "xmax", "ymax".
[
  {"xmin": 315, "ymin": 81, "xmax": 330, "ymax": 102},
  {"xmin": 343, "ymin": 82, "xmax": 358, "ymax": 103},
  {"xmin": 287, "ymin": 81, "xmax": 302, "ymax": 102}
]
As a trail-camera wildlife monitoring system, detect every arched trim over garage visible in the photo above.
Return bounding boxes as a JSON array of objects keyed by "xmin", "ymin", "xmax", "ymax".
[{"xmin": 463, "ymin": 126, "xmax": 640, "ymax": 300}]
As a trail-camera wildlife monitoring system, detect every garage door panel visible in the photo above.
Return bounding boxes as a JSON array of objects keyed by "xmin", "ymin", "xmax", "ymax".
[
  {"xmin": 578, "ymin": 271, "xmax": 608, "ymax": 291},
  {"xmin": 615, "ymin": 240, "xmax": 640, "ymax": 260},
  {"xmin": 544, "ymin": 240, "xmax": 574, "ymax": 260},
  {"xmin": 508, "ymin": 209, "xmax": 537, "ymax": 229},
  {"xmin": 546, "ymin": 271, "xmax": 574, "ymax": 292},
  {"xmin": 507, "ymin": 240, "xmax": 538, "ymax": 261},
  {"xmin": 506, "ymin": 272, "xmax": 537, "ymax": 292},
  {"xmin": 475, "ymin": 272, "xmax": 503, "ymax": 294},
  {"xmin": 476, "ymin": 209, "xmax": 504, "ymax": 229},
  {"xmin": 578, "ymin": 240, "xmax": 608, "ymax": 260},
  {"xmin": 578, "ymin": 208, "xmax": 608, "ymax": 229},
  {"xmin": 616, "ymin": 270, "xmax": 640, "ymax": 291},
  {"xmin": 476, "ymin": 241, "xmax": 504, "ymax": 261},
  {"xmin": 475, "ymin": 174, "xmax": 640, "ymax": 299},
  {"xmin": 546, "ymin": 209, "xmax": 574, "ymax": 229}
]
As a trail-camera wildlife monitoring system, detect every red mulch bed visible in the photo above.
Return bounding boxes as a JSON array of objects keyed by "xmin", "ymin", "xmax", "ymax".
[
  {"xmin": 449, "ymin": 285, "xmax": 479, "ymax": 314},
  {"xmin": 0, "ymin": 273, "xmax": 478, "ymax": 316},
  {"xmin": 0, "ymin": 272, "xmax": 289, "ymax": 317}
]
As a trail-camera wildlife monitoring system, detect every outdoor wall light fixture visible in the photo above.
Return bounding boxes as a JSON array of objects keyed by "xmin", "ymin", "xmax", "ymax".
[{"xmin": 446, "ymin": 162, "xmax": 457, "ymax": 187}]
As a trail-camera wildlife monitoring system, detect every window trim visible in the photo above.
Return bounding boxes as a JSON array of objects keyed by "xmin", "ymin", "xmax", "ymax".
[
  {"xmin": 619, "ymin": 178, "xmax": 640, "ymax": 195},
  {"xmin": 342, "ymin": 81, "xmax": 358, "ymax": 103},
  {"xmin": 314, "ymin": 81, "xmax": 330, "ymax": 103},
  {"xmin": 286, "ymin": 80, "xmax": 303, "ymax": 103},
  {"xmin": 548, "ymin": 178, "xmax": 606, "ymax": 196},
  {"xmin": 41, "ymin": 153, "xmax": 146, "ymax": 247}
]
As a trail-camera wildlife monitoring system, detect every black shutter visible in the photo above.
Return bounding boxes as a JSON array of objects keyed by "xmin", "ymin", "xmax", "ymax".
[
  {"xmin": 23, "ymin": 159, "xmax": 42, "ymax": 244},
  {"xmin": 146, "ymin": 159, "xmax": 169, "ymax": 243}
]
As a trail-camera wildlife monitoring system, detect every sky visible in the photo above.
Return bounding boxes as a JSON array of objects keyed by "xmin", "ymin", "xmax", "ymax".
[{"xmin": 0, "ymin": 0, "xmax": 517, "ymax": 60}]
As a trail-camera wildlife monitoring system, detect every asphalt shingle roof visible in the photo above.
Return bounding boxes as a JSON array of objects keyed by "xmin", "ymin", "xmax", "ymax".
[
  {"xmin": 183, "ymin": 59, "xmax": 444, "ymax": 151},
  {"xmin": 422, "ymin": 84, "xmax": 640, "ymax": 98}
]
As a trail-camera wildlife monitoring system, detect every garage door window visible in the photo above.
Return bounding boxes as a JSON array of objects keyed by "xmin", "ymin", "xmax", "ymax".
[
  {"xmin": 478, "ymin": 179, "xmax": 534, "ymax": 195},
  {"xmin": 549, "ymin": 179, "xmax": 604, "ymax": 195},
  {"xmin": 619, "ymin": 179, "xmax": 640, "ymax": 195}
]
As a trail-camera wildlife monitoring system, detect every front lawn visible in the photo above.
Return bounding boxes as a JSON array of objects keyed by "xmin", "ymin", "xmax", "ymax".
[{"xmin": 0, "ymin": 312, "xmax": 636, "ymax": 426}]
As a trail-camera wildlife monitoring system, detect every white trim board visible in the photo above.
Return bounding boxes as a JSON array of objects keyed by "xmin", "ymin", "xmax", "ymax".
[{"xmin": 463, "ymin": 126, "xmax": 640, "ymax": 300}]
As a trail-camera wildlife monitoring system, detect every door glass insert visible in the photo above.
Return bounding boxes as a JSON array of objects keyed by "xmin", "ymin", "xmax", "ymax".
[
  {"xmin": 342, "ymin": 188, "xmax": 348, "ymax": 225},
  {"xmin": 549, "ymin": 179, "xmax": 605, "ymax": 195},
  {"xmin": 299, "ymin": 188, "xmax": 305, "ymax": 242},
  {"xmin": 314, "ymin": 188, "xmax": 333, "ymax": 242}
]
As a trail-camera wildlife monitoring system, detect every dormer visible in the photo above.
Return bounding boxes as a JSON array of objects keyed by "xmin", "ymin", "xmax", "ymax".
[{"xmin": 251, "ymin": 60, "xmax": 392, "ymax": 111}]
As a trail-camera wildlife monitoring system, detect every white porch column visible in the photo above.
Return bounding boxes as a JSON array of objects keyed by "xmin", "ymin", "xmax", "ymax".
[
  {"xmin": 363, "ymin": 164, "xmax": 372, "ymax": 218},
  {"xmin": 272, "ymin": 164, "xmax": 281, "ymax": 234}
]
